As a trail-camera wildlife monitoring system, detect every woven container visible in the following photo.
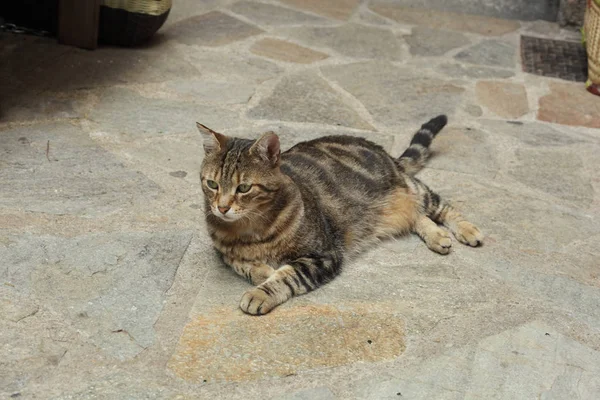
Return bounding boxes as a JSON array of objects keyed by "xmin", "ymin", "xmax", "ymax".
[
  {"xmin": 585, "ymin": 0, "xmax": 600, "ymax": 92},
  {"xmin": 99, "ymin": 0, "xmax": 172, "ymax": 46}
]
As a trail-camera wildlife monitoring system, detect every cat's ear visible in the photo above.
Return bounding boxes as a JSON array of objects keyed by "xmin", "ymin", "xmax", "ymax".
[
  {"xmin": 196, "ymin": 122, "xmax": 228, "ymax": 154},
  {"xmin": 250, "ymin": 131, "xmax": 280, "ymax": 166}
]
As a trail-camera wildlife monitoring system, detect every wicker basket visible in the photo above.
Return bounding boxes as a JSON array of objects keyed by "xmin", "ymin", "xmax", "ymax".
[
  {"xmin": 99, "ymin": 0, "xmax": 172, "ymax": 46},
  {"xmin": 585, "ymin": 0, "xmax": 600, "ymax": 94}
]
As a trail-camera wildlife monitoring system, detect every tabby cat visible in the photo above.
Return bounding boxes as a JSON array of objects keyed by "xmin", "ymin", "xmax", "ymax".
[{"xmin": 198, "ymin": 115, "xmax": 483, "ymax": 315}]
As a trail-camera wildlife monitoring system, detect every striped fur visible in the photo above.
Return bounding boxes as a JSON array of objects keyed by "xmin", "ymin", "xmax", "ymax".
[
  {"xmin": 197, "ymin": 116, "xmax": 483, "ymax": 315},
  {"xmin": 397, "ymin": 114, "xmax": 447, "ymax": 175}
]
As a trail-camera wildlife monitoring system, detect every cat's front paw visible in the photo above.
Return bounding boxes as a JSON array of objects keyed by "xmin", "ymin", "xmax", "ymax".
[{"xmin": 240, "ymin": 287, "xmax": 278, "ymax": 315}]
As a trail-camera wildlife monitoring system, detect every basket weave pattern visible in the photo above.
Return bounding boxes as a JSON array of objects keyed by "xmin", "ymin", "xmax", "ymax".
[
  {"xmin": 101, "ymin": 0, "xmax": 172, "ymax": 16},
  {"xmin": 586, "ymin": 0, "xmax": 600, "ymax": 84}
]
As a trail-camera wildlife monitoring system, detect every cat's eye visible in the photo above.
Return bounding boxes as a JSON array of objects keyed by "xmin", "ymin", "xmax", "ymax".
[
  {"xmin": 206, "ymin": 180, "xmax": 219, "ymax": 190},
  {"xmin": 237, "ymin": 183, "xmax": 252, "ymax": 193}
]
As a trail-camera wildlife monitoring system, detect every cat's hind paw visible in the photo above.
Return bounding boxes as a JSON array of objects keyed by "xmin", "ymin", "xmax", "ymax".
[
  {"xmin": 453, "ymin": 221, "xmax": 483, "ymax": 247},
  {"xmin": 426, "ymin": 229, "xmax": 453, "ymax": 255}
]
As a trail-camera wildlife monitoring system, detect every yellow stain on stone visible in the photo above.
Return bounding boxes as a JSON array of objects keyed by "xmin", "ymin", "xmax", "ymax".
[{"xmin": 167, "ymin": 303, "xmax": 405, "ymax": 382}]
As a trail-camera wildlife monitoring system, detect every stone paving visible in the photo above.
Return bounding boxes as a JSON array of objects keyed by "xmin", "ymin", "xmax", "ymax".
[{"xmin": 1, "ymin": 0, "xmax": 600, "ymax": 399}]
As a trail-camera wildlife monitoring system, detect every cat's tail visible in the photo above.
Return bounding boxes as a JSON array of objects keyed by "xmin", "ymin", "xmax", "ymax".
[{"xmin": 396, "ymin": 115, "xmax": 448, "ymax": 176}]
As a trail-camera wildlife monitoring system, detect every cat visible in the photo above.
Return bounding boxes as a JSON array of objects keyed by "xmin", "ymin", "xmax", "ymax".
[{"xmin": 197, "ymin": 115, "xmax": 483, "ymax": 315}]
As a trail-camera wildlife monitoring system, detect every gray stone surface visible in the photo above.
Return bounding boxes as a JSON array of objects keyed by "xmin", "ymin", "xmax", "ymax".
[
  {"xmin": 371, "ymin": 0, "xmax": 559, "ymax": 21},
  {"xmin": 278, "ymin": 0, "xmax": 360, "ymax": 20},
  {"xmin": 437, "ymin": 62, "xmax": 516, "ymax": 79},
  {"xmin": 0, "ymin": 231, "xmax": 192, "ymax": 393},
  {"xmin": 166, "ymin": 80, "xmax": 255, "ymax": 105},
  {"xmin": 4, "ymin": 44, "xmax": 199, "ymax": 92},
  {"xmin": 251, "ymin": 38, "xmax": 329, "ymax": 64},
  {"xmin": 454, "ymin": 40, "xmax": 517, "ymax": 68},
  {"xmin": 273, "ymin": 387, "xmax": 336, "ymax": 400},
  {"xmin": 321, "ymin": 62, "xmax": 465, "ymax": 125},
  {"xmin": 509, "ymin": 148, "xmax": 593, "ymax": 204},
  {"xmin": 185, "ymin": 50, "xmax": 282, "ymax": 83},
  {"xmin": 425, "ymin": 127, "xmax": 499, "ymax": 178},
  {"xmin": 283, "ymin": 24, "xmax": 406, "ymax": 60},
  {"xmin": 0, "ymin": 122, "xmax": 160, "ymax": 216},
  {"xmin": 369, "ymin": 1, "xmax": 521, "ymax": 36},
  {"xmin": 89, "ymin": 87, "xmax": 240, "ymax": 138},
  {"xmin": 352, "ymin": 321, "xmax": 600, "ymax": 399},
  {"xmin": 1, "ymin": 91, "xmax": 82, "ymax": 123},
  {"xmin": 405, "ymin": 27, "xmax": 471, "ymax": 56},
  {"xmin": 248, "ymin": 71, "xmax": 373, "ymax": 129},
  {"xmin": 480, "ymin": 119, "xmax": 589, "ymax": 147},
  {"xmin": 165, "ymin": 11, "xmax": 263, "ymax": 46},
  {"xmin": 230, "ymin": 1, "xmax": 330, "ymax": 26},
  {"xmin": 354, "ymin": 7, "xmax": 394, "ymax": 25},
  {"xmin": 526, "ymin": 20, "xmax": 562, "ymax": 36},
  {"xmin": 2, "ymin": 2, "xmax": 600, "ymax": 399},
  {"xmin": 557, "ymin": 0, "xmax": 586, "ymax": 27}
]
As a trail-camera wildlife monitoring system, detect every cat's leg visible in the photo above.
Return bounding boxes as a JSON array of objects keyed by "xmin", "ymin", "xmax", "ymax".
[
  {"xmin": 413, "ymin": 214, "xmax": 453, "ymax": 254},
  {"xmin": 240, "ymin": 252, "xmax": 342, "ymax": 315},
  {"xmin": 425, "ymin": 190, "xmax": 483, "ymax": 247},
  {"xmin": 223, "ymin": 257, "xmax": 275, "ymax": 285}
]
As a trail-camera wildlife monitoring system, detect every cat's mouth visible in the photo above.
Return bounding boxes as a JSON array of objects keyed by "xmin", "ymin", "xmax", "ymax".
[{"xmin": 213, "ymin": 209, "xmax": 243, "ymax": 222}]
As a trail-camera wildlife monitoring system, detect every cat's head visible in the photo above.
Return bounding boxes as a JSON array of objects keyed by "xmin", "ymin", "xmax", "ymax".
[{"xmin": 197, "ymin": 123, "xmax": 284, "ymax": 223}]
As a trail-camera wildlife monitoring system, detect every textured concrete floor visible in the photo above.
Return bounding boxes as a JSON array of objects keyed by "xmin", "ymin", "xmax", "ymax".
[{"xmin": 1, "ymin": 0, "xmax": 600, "ymax": 399}]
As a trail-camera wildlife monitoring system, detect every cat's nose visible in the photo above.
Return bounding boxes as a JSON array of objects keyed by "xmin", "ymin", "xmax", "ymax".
[{"xmin": 218, "ymin": 206, "xmax": 230, "ymax": 214}]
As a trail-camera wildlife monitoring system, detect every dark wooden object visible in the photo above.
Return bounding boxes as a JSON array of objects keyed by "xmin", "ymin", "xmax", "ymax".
[{"xmin": 58, "ymin": 0, "xmax": 101, "ymax": 49}]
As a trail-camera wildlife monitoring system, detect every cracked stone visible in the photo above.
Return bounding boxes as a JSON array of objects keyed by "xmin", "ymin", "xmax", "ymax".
[
  {"xmin": 0, "ymin": 290, "xmax": 39, "ymax": 323},
  {"xmin": 405, "ymin": 27, "xmax": 470, "ymax": 56},
  {"xmin": 476, "ymin": 81, "xmax": 529, "ymax": 118},
  {"xmin": 248, "ymin": 71, "xmax": 373, "ymax": 130},
  {"xmin": 165, "ymin": 11, "xmax": 263, "ymax": 46},
  {"xmin": 437, "ymin": 62, "xmax": 515, "ymax": 79},
  {"xmin": 277, "ymin": 0, "xmax": 360, "ymax": 20},
  {"xmin": 0, "ymin": 319, "xmax": 69, "ymax": 395},
  {"xmin": 0, "ymin": 122, "xmax": 160, "ymax": 216},
  {"xmin": 454, "ymin": 40, "xmax": 517, "ymax": 68},
  {"xmin": 369, "ymin": 2, "xmax": 520, "ymax": 36},
  {"xmin": 230, "ymin": 1, "xmax": 330, "ymax": 26},
  {"xmin": 537, "ymin": 82, "xmax": 600, "ymax": 129},
  {"xmin": 321, "ymin": 61, "xmax": 465, "ymax": 126},
  {"xmin": 1, "ymin": 231, "xmax": 193, "ymax": 360},
  {"xmin": 251, "ymin": 38, "xmax": 329, "ymax": 64},
  {"xmin": 283, "ymin": 24, "xmax": 406, "ymax": 60}
]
